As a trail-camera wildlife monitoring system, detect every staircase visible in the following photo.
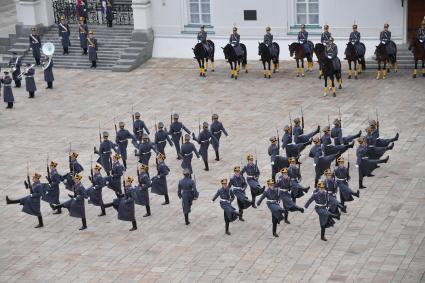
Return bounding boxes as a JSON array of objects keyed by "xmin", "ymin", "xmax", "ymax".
[{"xmin": 366, "ymin": 44, "xmax": 414, "ymax": 69}]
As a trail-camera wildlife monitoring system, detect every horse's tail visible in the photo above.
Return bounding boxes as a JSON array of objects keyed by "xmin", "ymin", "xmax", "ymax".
[
  {"xmin": 360, "ymin": 57, "xmax": 366, "ymax": 70},
  {"xmin": 241, "ymin": 44, "xmax": 247, "ymax": 66}
]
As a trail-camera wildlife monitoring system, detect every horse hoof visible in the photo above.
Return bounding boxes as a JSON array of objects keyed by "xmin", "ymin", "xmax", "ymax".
[
  {"xmin": 199, "ymin": 73, "xmax": 202, "ymax": 77},
  {"xmin": 301, "ymin": 74, "xmax": 305, "ymax": 77},
  {"xmin": 333, "ymin": 93, "xmax": 336, "ymax": 97},
  {"xmin": 264, "ymin": 75, "xmax": 267, "ymax": 78},
  {"xmin": 339, "ymin": 85, "xmax": 342, "ymax": 89},
  {"xmin": 235, "ymin": 76, "xmax": 238, "ymax": 80},
  {"xmin": 354, "ymin": 76, "xmax": 358, "ymax": 80},
  {"xmin": 273, "ymin": 70, "xmax": 276, "ymax": 73},
  {"xmin": 348, "ymin": 75, "xmax": 352, "ymax": 79},
  {"xmin": 245, "ymin": 70, "xmax": 248, "ymax": 73},
  {"xmin": 297, "ymin": 74, "xmax": 300, "ymax": 77},
  {"xmin": 413, "ymin": 74, "xmax": 416, "ymax": 79},
  {"xmin": 268, "ymin": 75, "xmax": 271, "ymax": 79},
  {"xmin": 203, "ymin": 73, "xmax": 206, "ymax": 77},
  {"xmin": 205, "ymin": 69, "xmax": 207, "ymax": 72},
  {"xmin": 231, "ymin": 75, "xmax": 234, "ymax": 78}
]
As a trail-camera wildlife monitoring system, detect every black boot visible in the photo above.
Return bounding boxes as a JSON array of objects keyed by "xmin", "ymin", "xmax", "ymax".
[
  {"xmin": 284, "ymin": 211, "xmax": 290, "ymax": 224},
  {"xmin": 35, "ymin": 216, "xmax": 44, "ymax": 228},
  {"xmin": 123, "ymin": 159, "xmax": 127, "ymax": 169},
  {"xmin": 359, "ymin": 178, "xmax": 366, "ymax": 189},
  {"xmin": 387, "ymin": 143, "xmax": 394, "ymax": 150},
  {"xmin": 251, "ymin": 194, "xmax": 257, "ymax": 208},
  {"xmin": 51, "ymin": 203, "xmax": 62, "ymax": 214},
  {"xmin": 321, "ymin": 227, "xmax": 327, "ymax": 241},
  {"xmin": 382, "ymin": 156, "xmax": 389, "ymax": 163},
  {"xmin": 215, "ymin": 150, "xmax": 220, "ymax": 161},
  {"xmin": 6, "ymin": 196, "xmax": 20, "ymax": 204},
  {"xmin": 130, "ymin": 220, "xmax": 137, "ymax": 231},
  {"xmin": 348, "ymin": 141, "xmax": 355, "ymax": 148},
  {"xmin": 204, "ymin": 161, "xmax": 209, "ymax": 171},
  {"xmin": 6, "ymin": 102, "xmax": 13, "ymax": 109},
  {"xmin": 298, "ymin": 206, "xmax": 305, "ymax": 213},
  {"xmin": 15, "ymin": 80, "xmax": 21, "ymax": 88},
  {"xmin": 356, "ymin": 130, "xmax": 362, "ymax": 138},
  {"xmin": 162, "ymin": 194, "xmax": 170, "ymax": 205},
  {"xmin": 29, "ymin": 92, "xmax": 34, "ymax": 98},
  {"xmin": 143, "ymin": 205, "xmax": 151, "ymax": 217},
  {"xmin": 392, "ymin": 133, "xmax": 399, "ymax": 142},
  {"xmin": 79, "ymin": 218, "xmax": 87, "ymax": 230},
  {"xmin": 238, "ymin": 210, "xmax": 244, "ymax": 222},
  {"xmin": 272, "ymin": 221, "xmax": 279, "ymax": 237},
  {"xmin": 98, "ymin": 206, "xmax": 106, "ymax": 216},
  {"xmin": 225, "ymin": 222, "xmax": 231, "ymax": 235},
  {"xmin": 303, "ymin": 186, "xmax": 310, "ymax": 193},
  {"xmin": 184, "ymin": 213, "xmax": 190, "ymax": 225},
  {"xmin": 338, "ymin": 203, "xmax": 347, "ymax": 213}
]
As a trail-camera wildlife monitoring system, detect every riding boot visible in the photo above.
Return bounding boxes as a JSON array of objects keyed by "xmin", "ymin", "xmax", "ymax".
[
  {"xmin": 35, "ymin": 216, "xmax": 44, "ymax": 228},
  {"xmin": 238, "ymin": 210, "xmax": 244, "ymax": 221},
  {"xmin": 251, "ymin": 194, "xmax": 257, "ymax": 208},
  {"xmin": 184, "ymin": 213, "xmax": 190, "ymax": 225},
  {"xmin": 215, "ymin": 150, "xmax": 219, "ymax": 161},
  {"xmin": 204, "ymin": 161, "xmax": 209, "ymax": 171},
  {"xmin": 98, "ymin": 206, "xmax": 106, "ymax": 216},
  {"xmin": 5, "ymin": 196, "xmax": 20, "ymax": 204},
  {"xmin": 284, "ymin": 211, "xmax": 290, "ymax": 224},
  {"xmin": 130, "ymin": 220, "xmax": 137, "ymax": 231},
  {"xmin": 143, "ymin": 205, "xmax": 151, "ymax": 217},
  {"xmin": 359, "ymin": 178, "xmax": 366, "ymax": 189},
  {"xmin": 123, "ymin": 159, "xmax": 127, "ymax": 169},
  {"xmin": 162, "ymin": 194, "xmax": 170, "ymax": 205},
  {"xmin": 297, "ymin": 206, "xmax": 305, "ymax": 213},
  {"xmin": 272, "ymin": 220, "xmax": 278, "ymax": 237},
  {"xmin": 79, "ymin": 218, "xmax": 87, "ymax": 230},
  {"xmin": 225, "ymin": 221, "xmax": 230, "ymax": 235}
]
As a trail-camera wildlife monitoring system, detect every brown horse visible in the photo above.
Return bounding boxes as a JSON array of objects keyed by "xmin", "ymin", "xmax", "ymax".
[
  {"xmin": 408, "ymin": 38, "xmax": 425, "ymax": 78},
  {"xmin": 289, "ymin": 41, "xmax": 314, "ymax": 77},
  {"xmin": 313, "ymin": 43, "xmax": 325, "ymax": 79},
  {"xmin": 374, "ymin": 42, "xmax": 397, "ymax": 80}
]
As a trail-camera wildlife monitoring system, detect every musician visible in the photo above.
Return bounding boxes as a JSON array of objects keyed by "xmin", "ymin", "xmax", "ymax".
[
  {"xmin": 79, "ymin": 17, "xmax": 89, "ymax": 55},
  {"xmin": 42, "ymin": 55, "xmax": 54, "ymax": 89},
  {"xmin": 9, "ymin": 52, "xmax": 22, "ymax": 87},
  {"xmin": 88, "ymin": 31, "xmax": 98, "ymax": 68},
  {"xmin": 29, "ymin": 27, "xmax": 42, "ymax": 65},
  {"xmin": 58, "ymin": 16, "xmax": 71, "ymax": 55},
  {"xmin": 1, "ymin": 71, "xmax": 14, "ymax": 109},
  {"xmin": 106, "ymin": 0, "xmax": 114, "ymax": 28},
  {"xmin": 23, "ymin": 63, "xmax": 37, "ymax": 98}
]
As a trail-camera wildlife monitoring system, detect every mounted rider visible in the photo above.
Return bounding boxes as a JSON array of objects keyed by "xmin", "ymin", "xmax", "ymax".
[
  {"xmin": 348, "ymin": 22, "xmax": 365, "ymax": 57},
  {"xmin": 417, "ymin": 17, "xmax": 425, "ymax": 49},
  {"xmin": 197, "ymin": 25, "xmax": 211, "ymax": 57},
  {"xmin": 321, "ymin": 24, "xmax": 331, "ymax": 45},
  {"xmin": 298, "ymin": 24, "xmax": 311, "ymax": 55},
  {"xmin": 380, "ymin": 22, "xmax": 395, "ymax": 56},
  {"xmin": 325, "ymin": 37, "xmax": 340, "ymax": 70},
  {"xmin": 264, "ymin": 26, "xmax": 277, "ymax": 57},
  {"xmin": 230, "ymin": 26, "xmax": 243, "ymax": 56}
]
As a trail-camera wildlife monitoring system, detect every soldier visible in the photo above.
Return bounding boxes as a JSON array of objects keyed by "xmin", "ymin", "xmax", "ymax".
[
  {"xmin": 321, "ymin": 24, "xmax": 331, "ymax": 45},
  {"xmin": 1, "ymin": 71, "xmax": 14, "ymax": 109},
  {"xmin": 268, "ymin": 136, "xmax": 280, "ymax": 181},
  {"xmin": 366, "ymin": 121, "xmax": 398, "ymax": 147},
  {"xmin": 298, "ymin": 24, "xmax": 313, "ymax": 70},
  {"xmin": 229, "ymin": 26, "xmax": 243, "ymax": 56},
  {"xmin": 177, "ymin": 168, "xmax": 199, "ymax": 225},
  {"xmin": 94, "ymin": 131, "xmax": 117, "ymax": 176},
  {"xmin": 155, "ymin": 122, "xmax": 173, "ymax": 156},
  {"xmin": 288, "ymin": 157, "xmax": 310, "ymax": 202},
  {"xmin": 364, "ymin": 127, "xmax": 394, "ymax": 160},
  {"xmin": 132, "ymin": 164, "xmax": 152, "ymax": 217},
  {"xmin": 42, "ymin": 55, "xmax": 54, "ymax": 89},
  {"xmin": 103, "ymin": 176, "xmax": 137, "ymax": 231},
  {"xmin": 6, "ymin": 172, "xmax": 44, "ymax": 228},
  {"xmin": 107, "ymin": 153, "xmax": 125, "ymax": 196},
  {"xmin": 282, "ymin": 125, "xmax": 312, "ymax": 160},
  {"xmin": 380, "ymin": 23, "xmax": 395, "ymax": 57},
  {"xmin": 210, "ymin": 114, "xmax": 228, "ymax": 161},
  {"xmin": 348, "ymin": 22, "xmax": 364, "ymax": 57},
  {"xmin": 58, "ymin": 16, "xmax": 71, "ymax": 55},
  {"xmin": 135, "ymin": 134, "xmax": 157, "ymax": 167},
  {"xmin": 54, "ymin": 173, "xmax": 87, "ymax": 230},
  {"xmin": 418, "ymin": 18, "xmax": 425, "ymax": 49},
  {"xmin": 180, "ymin": 134, "xmax": 201, "ymax": 174},
  {"xmin": 241, "ymin": 154, "xmax": 264, "ymax": 207},
  {"xmin": 323, "ymin": 169, "xmax": 346, "ymax": 219},
  {"xmin": 197, "ymin": 25, "xmax": 210, "ymax": 56},
  {"xmin": 257, "ymin": 179, "xmax": 287, "ymax": 237},
  {"xmin": 23, "ymin": 64, "xmax": 37, "ymax": 98},
  {"xmin": 264, "ymin": 26, "xmax": 277, "ymax": 57},
  {"xmin": 192, "ymin": 122, "xmax": 218, "ymax": 171},
  {"xmin": 87, "ymin": 31, "xmax": 98, "ymax": 68},
  {"xmin": 322, "ymin": 126, "xmax": 354, "ymax": 158},
  {"xmin": 9, "ymin": 52, "xmax": 22, "ymax": 88},
  {"xmin": 78, "ymin": 16, "xmax": 89, "ymax": 55},
  {"xmin": 169, "ymin": 113, "xmax": 191, "ymax": 159},
  {"xmin": 304, "ymin": 181, "xmax": 337, "ymax": 241},
  {"xmin": 334, "ymin": 157, "xmax": 359, "ymax": 209},
  {"xmin": 86, "ymin": 163, "xmax": 108, "ymax": 216},
  {"xmin": 212, "ymin": 178, "xmax": 239, "ymax": 235},
  {"xmin": 309, "ymin": 137, "xmax": 338, "ymax": 187},
  {"xmin": 42, "ymin": 160, "xmax": 62, "ymax": 214},
  {"xmin": 331, "ymin": 118, "xmax": 361, "ymax": 146},
  {"xmin": 62, "ymin": 151, "xmax": 84, "ymax": 191},
  {"xmin": 106, "ymin": 0, "xmax": 114, "ymax": 28},
  {"xmin": 151, "ymin": 153, "xmax": 171, "ymax": 205},
  {"xmin": 133, "ymin": 112, "xmax": 150, "ymax": 141},
  {"xmin": 292, "ymin": 118, "xmax": 320, "ymax": 144},
  {"xmin": 325, "ymin": 37, "xmax": 341, "ymax": 70},
  {"xmin": 29, "ymin": 27, "xmax": 42, "ymax": 65},
  {"xmin": 228, "ymin": 166, "xmax": 252, "ymax": 221},
  {"xmin": 277, "ymin": 168, "xmax": 304, "ymax": 222},
  {"xmin": 116, "ymin": 121, "xmax": 138, "ymax": 168}
]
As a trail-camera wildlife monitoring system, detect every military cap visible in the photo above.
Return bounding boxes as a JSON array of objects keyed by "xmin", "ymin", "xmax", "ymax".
[
  {"xmin": 284, "ymin": 125, "xmax": 290, "ymax": 131},
  {"xmin": 333, "ymin": 118, "xmax": 341, "ymax": 125},
  {"xmin": 70, "ymin": 151, "xmax": 79, "ymax": 158},
  {"xmin": 317, "ymin": 180, "xmax": 325, "ymax": 188},
  {"xmin": 269, "ymin": 136, "xmax": 277, "ymax": 142},
  {"xmin": 220, "ymin": 178, "xmax": 228, "ymax": 184},
  {"xmin": 126, "ymin": 176, "xmax": 134, "ymax": 183},
  {"xmin": 183, "ymin": 168, "xmax": 191, "ymax": 175},
  {"xmin": 233, "ymin": 26, "xmax": 238, "ymax": 31},
  {"xmin": 324, "ymin": 24, "xmax": 329, "ymax": 30},
  {"xmin": 233, "ymin": 165, "xmax": 241, "ymax": 172},
  {"xmin": 266, "ymin": 26, "xmax": 271, "ymax": 32},
  {"xmin": 267, "ymin": 179, "xmax": 275, "ymax": 185},
  {"xmin": 246, "ymin": 154, "xmax": 254, "ymax": 161},
  {"xmin": 79, "ymin": 16, "xmax": 85, "ymax": 21},
  {"xmin": 357, "ymin": 136, "xmax": 365, "ymax": 144},
  {"xmin": 323, "ymin": 126, "xmax": 330, "ymax": 132},
  {"xmin": 212, "ymin": 113, "xmax": 219, "ymax": 120},
  {"xmin": 139, "ymin": 163, "xmax": 148, "ymax": 170},
  {"xmin": 89, "ymin": 30, "xmax": 94, "ymax": 35},
  {"xmin": 50, "ymin": 160, "xmax": 58, "ymax": 167},
  {"xmin": 384, "ymin": 23, "xmax": 389, "ymax": 28},
  {"xmin": 353, "ymin": 23, "xmax": 358, "ymax": 29},
  {"xmin": 119, "ymin": 121, "xmax": 125, "ymax": 127},
  {"xmin": 313, "ymin": 136, "xmax": 321, "ymax": 144},
  {"xmin": 113, "ymin": 153, "xmax": 121, "ymax": 160},
  {"xmin": 60, "ymin": 15, "xmax": 65, "ymax": 20},
  {"xmin": 337, "ymin": 157, "xmax": 345, "ymax": 163},
  {"xmin": 94, "ymin": 163, "xmax": 102, "ymax": 171},
  {"xmin": 157, "ymin": 153, "xmax": 166, "ymax": 160},
  {"xmin": 369, "ymin": 119, "xmax": 377, "ymax": 126},
  {"xmin": 203, "ymin": 122, "xmax": 209, "ymax": 128},
  {"xmin": 294, "ymin": 117, "xmax": 301, "ymax": 124},
  {"xmin": 31, "ymin": 27, "xmax": 37, "ymax": 31},
  {"xmin": 33, "ymin": 172, "xmax": 42, "ymax": 179},
  {"xmin": 158, "ymin": 122, "xmax": 164, "ymax": 128},
  {"xmin": 142, "ymin": 134, "xmax": 149, "ymax": 139},
  {"xmin": 134, "ymin": 112, "xmax": 141, "ymax": 118},
  {"xmin": 173, "ymin": 113, "xmax": 179, "ymax": 119},
  {"xmin": 301, "ymin": 24, "xmax": 305, "ymax": 28},
  {"xmin": 324, "ymin": 168, "xmax": 332, "ymax": 175},
  {"xmin": 103, "ymin": 131, "xmax": 109, "ymax": 138},
  {"xmin": 73, "ymin": 174, "xmax": 83, "ymax": 181},
  {"xmin": 184, "ymin": 134, "xmax": 191, "ymax": 140},
  {"xmin": 280, "ymin": 167, "xmax": 288, "ymax": 174},
  {"xmin": 288, "ymin": 157, "xmax": 297, "ymax": 163},
  {"xmin": 200, "ymin": 25, "xmax": 205, "ymax": 29}
]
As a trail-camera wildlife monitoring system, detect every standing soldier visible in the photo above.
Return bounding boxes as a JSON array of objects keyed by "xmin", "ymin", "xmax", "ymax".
[
  {"xmin": 86, "ymin": 163, "xmax": 108, "ymax": 216},
  {"xmin": 228, "ymin": 166, "xmax": 252, "ymax": 221},
  {"xmin": 334, "ymin": 157, "xmax": 359, "ymax": 210},
  {"xmin": 132, "ymin": 164, "xmax": 152, "ymax": 217},
  {"xmin": 268, "ymin": 136, "xmax": 280, "ymax": 181},
  {"xmin": 331, "ymin": 118, "xmax": 361, "ymax": 146},
  {"xmin": 348, "ymin": 22, "xmax": 364, "ymax": 57},
  {"xmin": 58, "ymin": 16, "xmax": 71, "ymax": 55},
  {"xmin": 107, "ymin": 153, "xmax": 125, "ymax": 196},
  {"xmin": 1, "ymin": 71, "xmax": 14, "ymax": 109},
  {"xmin": 135, "ymin": 134, "xmax": 157, "ymax": 167},
  {"xmin": 116, "ymin": 121, "xmax": 138, "ymax": 168},
  {"xmin": 277, "ymin": 168, "xmax": 304, "ymax": 222},
  {"xmin": 63, "ymin": 151, "xmax": 84, "ymax": 191},
  {"xmin": 87, "ymin": 31, "xmax": 98, "ymax": 68},
  {"xmin": 197, "ymin": 25, "xmax": 210, "ymax": 56},
  {"xmin": 210, "ymin": 114, "xmax": 228, "ymax": 161},
  {"xmin": 42, "ymin": 160, "xmax": 62, "ymax": 214},
  {"xmin": 9, "ymin": 52, "xmax": 22, "ymax": 88},
  {"xmin": 94, "ymin": 131, "xmax": 117, "ymax": 176},
  {"xmin": 151, "ymin": 153, "xmax": 171, "ymax": 205},
  {"xmin": 192, "ymin": 121, "xmax": 218, "ymax": 171},
  {"xmin": 169, "ymin": 113, "xmax": 191, "ymax": 159},
  {"xmin": 321, "ymin": 24, "xmax": 331, "ymax": 45},
  {"xmin": 325, "ymin": 37, "xmax": 341, "ymax": 71},
  {"xmin": 23, "ymin": 64, "xmax": 37, "ymax": 98},
  {"xmin": 229, "ymin": 26, "xmax": 243, "ymax": 56},
  {"xmin": 42, "ymin": 55, "xmax": 54, "ymax": 89},
  {"xmin": 212, "ymin": 178, "xmax": 239, "ymax": 235},
  {"xmin": 298, "ymin": 24, "xmax": 313, "ymax": 71},
  {"xmin": 257, "ymin": 179, "xmax": 287, "ymax": 237},
  {"xmin": 154, "ymin": 122, "xmax": 173, "ymax": 156},
  {"xmin": 292, "ymin": 117, "xmax": 320, "ymax": 144},
  {"xmin": 264, "ymin": 26, "xmax": 276, "ymax": 57},
  {"xmin": 54, "ymin": 174, "xmax": 87, "ymax": 230},
  {"xmin": 103, "ymin": 176, "xmax": 137, "ymax": 231},
  {"xmin": 241, "ymin": 154, "xmax": 264, "ymax": 207},
  {"xmin": 177, "ymin": 168, "xmax": 198, "ymax": 225},
  {"xmin": 78, "ymin": 16, "xmax": 89, "ymax": 55},
  {"xmin": 106, "ymin": 0, "xmax": 114, "ymax": 28},
  {"xmin": 133, "ymin": 112, "xmax": 150, "ymax": 141},
  {"xmin": 380, "ymin": 22, "xmax": 396, "ymax": 66},
  {"xmin": 180, "ymin": 134, "xmax": 201, "ymax": 174},
  {"xmin": 6, "ymin": 172, "xmax": 44, "ymax": 228},
  {"xmin": 29, "ymin": 27, "xmax": 42, "ymax": 65}
]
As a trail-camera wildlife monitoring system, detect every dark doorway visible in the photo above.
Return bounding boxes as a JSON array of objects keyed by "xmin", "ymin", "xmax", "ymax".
[{"xmin": 407, "ymin": 0, "xmax": 425, "ymax": 40}]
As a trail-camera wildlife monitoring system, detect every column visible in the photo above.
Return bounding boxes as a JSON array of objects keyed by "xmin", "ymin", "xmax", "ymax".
[
  {"xmin": 132, "ymin": 0, "xmax": 152, "ymax": 31},
  {"xmin": 15, "ymin": 0, "xmax": 54, "ymax": 28}
]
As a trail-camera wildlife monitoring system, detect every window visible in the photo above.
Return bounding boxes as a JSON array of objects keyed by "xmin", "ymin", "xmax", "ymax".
[
  {"xmin": 244, "ymin": 10, "xmax": 257, "ymax": 21},
  {"xmin": 296, "ymin": 0, "xmax": 319, "ymax": 25},
  {"xmin": 189, "ymin": 0, "xmax": 210, "ymax": 25}
]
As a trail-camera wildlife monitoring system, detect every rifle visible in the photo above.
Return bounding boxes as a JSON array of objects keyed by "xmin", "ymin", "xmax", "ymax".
[
  {"xmin": 289, "ymin": 112, "xmax": 293, "ymax": 133},
  {"xmin": 254, "ymin": 149, "xmax": 259, "ymax": 178},
  {"xmin": 376, "ymin": 108, "xmax": 380, "ymax": 129},
  {"xmin": 301, "ymin": 106, "xmax": 305, "ymax": 130},
  {"xmin": 198, "ymin": 116, "xmax": 201, "ymax": 136},
  {"xmin": 327, "ymin": 114, "xmax": 331, "ymax": 129},
  {"xmin": 131, "ymin": 105, "xmax": 135, "ymax": 124},
  {"xmin": 276, "ymin": 128, "xmax": 280, "ymax": 150},
  {"xmin": 46, "ymin": 153, "xmax": 51, "ymax": 183},
  {"xmin": 137, "ymin": 168, "xmax": 141, "ymax": 186},
  {"xmin": 170, "ymin": 108, "xmax": 173, "ymax": 124},
  {"xmin": 26, "ymin": 161, "xmax": 33, "ymax": 194},
  {"xmin": 90, "ymin": 155, "xmax": 95, "ymax": 186},
  {"xmin": 114, "ymin": 117, "xmax": 118, "ymax": 135},
  {"xmin": 338, "ymin": 107, "xmax": 342, "ymax": 128},
  {"xmin": 68, "ymin": 142, "xmax": 72, "ymax": 173},
  {"xmin": 154, "ymin": 116, "xmax": 158, "ymax": 133},
  {"xmin": 193, "ymin": 174, "xmax": 198, "ymax": 199},
  {"xmin": 98, "ymin": 122, "xmax": 102, "ymax": 144}
]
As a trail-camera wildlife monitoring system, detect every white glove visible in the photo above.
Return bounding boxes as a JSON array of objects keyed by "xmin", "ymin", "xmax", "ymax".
[
  {"xmin": 30, "ymin": 47, "xmax": 32, "ymax": 51},
  {"xmin": 198, "ymin": 157, "xmax": 202, "ymax": 161},
  {"xmin": 355, "ymin": 165, "xmax": 359, "ymax": 168},
  {"xmin": 313, "ymin": 163, "xmax": 316, "ymax": 167},
  {"xmin": 327, "ymin": 56, "xmax": 332, "ymax": 59},
  {"xmin": 271, "ymin": 162, "xmax": 274, "ymax": 165}
]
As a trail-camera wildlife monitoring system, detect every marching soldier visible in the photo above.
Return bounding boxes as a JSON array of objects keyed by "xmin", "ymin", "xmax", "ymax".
[
  {"xmin": 151, "ymin": 153, "xmax": 171, "ymax": 205},
  {"xmin": 257, "ymin": 179, "xmax": 287, "ymax": 237},
  {"xmin": 334, "ymin": 157, "xmax": 359, "ymax": 209},
  {"xmin": 1, "ymin": 71, "xmax": 14, "ymax": 109},
  {"xmin": 116, "ymin": 121, "xmax": 138, "ymax": 168},
  {"xmin": 366, "ymin": 120, "xmax": 398, "ymax": 147},
  {"xmin": 103, "ymin": 176, "xmax": 137, "ymax": 231},
  {"xmin": 135, "ymin": 134, "xmax": 157, "ymax": 167},
  {"xmin": 323, "ymin": 169, "xmax": 346, "ymax": 219},
  {"xmin": 42, "ymin": 55, "xmax": 54, "ymax": 89},
  {"xmin": 29, "ymin": 27, "xmax": 42, "ymax": 65},
  {"xmin": 321, "ymin": 24, "xmax": 331, "ymax": 45},
  {"xmin": 86, "ymin": 163, "xmax": 108, "ymax": 216},
  {"xmin": 241, "ymin": 154, "xmax": 265, "ymax": 207},
  {"xmin": 277, "ymin": 168, "xmax": 304, "ymax": 221},
  {"xmin": 9, "ymin": 52, "xmax": 22, "ymax": 87},
  {"xmin": 288, "ymin": 157, "xmax": 310, "ymax": 202},
  {"xmin": 106, "ymin": 0, "xmax": 114, "ymax": 28},
  {"xmin": 178, "ymin": 168, "xmax": 199, "ymax": 225},
  {"xmin": 169, "ymin": 113, "xmax": 191, "ymax": 159},
  {"xmin": 229, "ymin": 26, "xmax": 243, "ymax": 56},
  {"xmin": 197, "ymin": 25, "xmax": 210, "ymax": 56},
  {"xmin": 380, "ymin": 23, "xmax": 395, "ymax": 57},
  {"xmin": 23, "ymin": 64, "xmax": 37, "ymax": 98},
  {"xmin": 228, "ymin": 166, "xmax": 252, "ymax": 221},
  {"xmin": 180, "ymin": 134, "xmax": 201, "ymax": 174},
  {"xmin": 42, "ymin": 160, "xmax": 62, "ymax": 214},
  {"xmin": 6, "ymin": 172, "xmax": 44, "ymax": 228},
  {"xmin": 298, "ymin": 24, "xmax": 313, "ymax": 70},
  {"xmin": 78, "ymin": 16, "xmax": 89, "ymax": 55},
  {"xmin": 53, "ymin": 173, "xmax": 87, "ymax": 230},
  {"xmin": 94, "ymin": 131, "xmax": 117, "ymax": 175},
  {"xmin": 133, "ymin": 112, "xmax": 150, "ymax": 141},
  {"xmin": 365, "ymin": 127, "xmax": 394, "ymax": 160},
  {"xmin": 309, "ymin": 137, "xmax": 338, "ymax": 187},
  {"xmin": 304, "ymin": 181, "xmax": 337, "ymax": 241},
  {"xmin": 331, "ymin": 118, "xmax": 361, "ymax": 146},
  {"xmin": 348, "ymin": 22, "xmax": 364, "ymax": 57},
  {"xmin": 325, "ymin": 37, "xmax": 341, "ymax": 70},
  {"xmin": 282, "ymin": 125, "xmax": 312, "ymax": 160},
  {"xmin": 154, "ymin": 122, "xmax": 173, "ymax": 156},
  {"xmin": 322, "ymin": 126, "xmax": 354, "ymax": 158},
  {"xmin": 212, "ymin": 178, "xmax": 239, "ymax": 235},
  {"xmin": 210, "ymin": 114, "xmax": 228, "ymax": 161},
  {"xmin": 63, "ymin": 151, "xmax": 84, "ymax": 191},
  {"xmin": 264, "ymin": 26, "xmax": 277, "ymax": 57},
  {"xmin": 132, "ymin": 164, "xmax": 152, "ymax": 217},
  {"xmin": 88, "ymin": 31, "xmax": 98, "ymax": 68},
  {"xmin": 107, "ymin": 153, "xmax": 125, "ymax": 196},
  {"xmin": 58, "ymin": 16, "xmax": 71, "ymax": 55},
  {"xmin": 192, "ymin": 122, "xmax": 218, "ymax": 171},
  {"xmin": 292, "ymin": 118, "xmax": 320, "ymax": 144}
]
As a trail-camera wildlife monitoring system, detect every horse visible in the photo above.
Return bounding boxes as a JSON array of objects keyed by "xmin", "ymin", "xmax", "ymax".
[
  {"xmin": 408, "ymin": 37, "xmax": 425, "ymax": 78},
  {"xmin": 258, "ymin": 42, "xmax": 280, "ymax": 79},
  {"xmin": 313, "ymin": 43, "xmax": 325, "ymax": 79},
  {"xmin": 193, "ymin": 40, "xmax": 215, "ymax": 77},
  {"xmin": 322, "ymin": 56, "xmax": 342, "ymax": 97},
  {"xmin": 289, "ymin": 41, "xmax": 314, "ymax": 77},
  {"xmin": 222, "ymin": 43, "xmax": 248, "ymax": 80},
  {"xmin": 374, "ymin": 42, "xmax": 397, "ymax": 80},
  {"xmin": 344, "ymin": 42, "xmax": 366, "ymax": 79}
]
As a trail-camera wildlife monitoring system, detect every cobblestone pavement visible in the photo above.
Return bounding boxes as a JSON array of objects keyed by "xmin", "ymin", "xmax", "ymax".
[{"xmin": 0, "ymin": 59, "xmax": 424, "ymax": 282}]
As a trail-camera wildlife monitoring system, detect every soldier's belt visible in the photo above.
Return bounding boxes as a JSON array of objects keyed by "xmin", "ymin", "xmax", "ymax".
[
  {"xmin": 200, "ymin": 140, "xmax": 210, "ymax": 143},
  {"xmin": 315, "ymin": 203, "xmax": 326, "ymax": 207},
  {"xmin": 118, "ymin": 140, "xmax": 127, "ymax": 142},
  {"xmin": 4, "ymin": 84, "xmax": 11, "ymax": 87},
  {"xmin": 246, "ymin": 175, "xmax": 256, "ymax": 178},
  {"xmin": 158, "ymin": 140, "xmax": 166, "ymax": 143},
  {"xmin": 102, "ymin": 151, "xmax": 111, "ymax": 154},
  {"xmin": 335, "ymin": 178, "xmax": 346, "ymax": 181},
  {"xmin": 267, "ymin": 200, "xmax": 278, "ymax": 203},
  {"xmin": 219, "ymin": 199, "xmax": 230, "ymax": 203},
  {"xmin": 141, "ymin": 152, "xmax": 150, "ymax": 155},
  {"xmin": 232, "ymin": 187, "xmax": 243, "ymax": 190},
  {"xmin": 279, "ymin": 189, "xmax": 289, "ymax": 192},
  {"xmin": 26, "ymin": 75, "xmax": 34, "ymax": 78},
  {"xmin": 213, "ymin": 131, "xmax": 221, "ymax": 134}
]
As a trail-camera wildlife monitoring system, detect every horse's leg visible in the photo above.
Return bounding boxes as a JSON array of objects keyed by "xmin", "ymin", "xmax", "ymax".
[
  {"xmin": 383, "ymin": 60, "xmax": 387, "ymax": 79},
  {"xmin": 268, "ymin": 60, "xmax": 271, "ymax": 79},
  {"xmin": 319, "ymin": 60, "xmax": 322, "ymax": 79},
  {"xmin": 230, "ymin": 61, "xmax": 234, "ymax": 78},
  {"xmin": 387, "ymin": 57, "xmax": 391, "ymax": 73},
  {"xmin": 202, "ymin": 59, "xmax": 206, "ymax": 77},
  {"xmin": 332, "ymin": 75, "xmax": 336, "ymax": 97},
  {"xmin": 205, "ymin": 58, "xmax": 208, "ymax": 72},
  {"xmin": 197, "ymin": 58, "xmax": 202, "ymax": 77},
  {"xmin": 413, "ymin": 60, "xmax": 417, "ymax": 78},
  {"xmin": 393, "ymin": 55, "xmax": 398, "ymax": 73},
  {"xmin": 376, "ymin": 61, "xmax": 381, "ymax": 80},
  {"xmin": 338, "ymin": 71, "xmax": 343, "ymax": 89},
  {"xmin": 354, "ymin": 61, "xmax": 358, "ymax": 80},
  {"xmin": 323, "ymin": 74, "xmax": 328, "ymax": 97},
  {"xmin": 296, "ymin": 59, "xmax": 300, "ymax": 77},
  {"xmin": 422, "ymin": 59, "xmax": 425, "ymax": 77},
  {"xmin": 348, "ymin": 61, "xmax": 352, "ymax": 79},
  {"xmin": 235, "ymin": 61, "xmax": 239, "ymax": 79},
  {"xmin": 301, "ymin": 59, "xmax": 305, "ymax": 77},
  {"xmin": 211, "ymin": 50, "xmax": 215, "ymax": 72},
  {"xmin": 263, "ymin": 60, "xmax": 267, "ymax": 78}
]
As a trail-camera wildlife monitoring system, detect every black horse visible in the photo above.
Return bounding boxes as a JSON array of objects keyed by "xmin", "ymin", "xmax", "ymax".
[
  {"xmin": 289, "ymin": 41, "xmax": 314, "ymax": 77},
  {"xmin": 408, "ymin": 37, "xmax": 425, "ymax": 78},
  {"xmin": 374, "ymin": 42, "xmax": 397, "ymax": 80},
  {"xmin": 322, "ymin": 57, "xmax": 342, "ymax": 97},
  {"xmin": 258, "ymin": 42, "xmax": 280, "ymax": 79},
  {"xmin": 222, "ymin": 44, "xmax": 248, "ymax": 80},
  {"xmin": 313, "ymin": 43, "xmax": 325, "ymax": 79},
  {"xmin": 344, "ymin": 42, "xmax": 366, "ymax": 79},
  {"xmin": 193, "ymin": 40, "xmax": 215, "ymax": 77}
]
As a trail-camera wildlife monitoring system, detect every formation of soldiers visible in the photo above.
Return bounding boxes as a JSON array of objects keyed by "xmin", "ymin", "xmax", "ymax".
[{"xmin": 5, "ymin": 110, "xmax": 400, "ymax": 242}]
